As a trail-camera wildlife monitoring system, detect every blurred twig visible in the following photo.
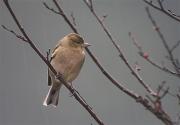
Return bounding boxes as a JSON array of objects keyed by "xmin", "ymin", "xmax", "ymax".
[
  {"xmin": 1, "ymin": 25, "xmax": 28, "ymax": 42},
  {"xmin": 146, "ymin": 7, "xmax": 180, "ymax": 74},
  {"xmin": 43, "ymin": 2, "xmax": 60, "ymax": 14},
  {"xmin": 143, "ymin": 0, "xmax": 180, "ymax": 22},
  {"xmin": 170, "ymin": 40, "xmax": 180, "ymax": 52},
  {"xmin": 70, "ymin": 12, "xmax": 76, "ymax": 26},
  {"xmin": 129, "ymin": 32, "xmax": 180, "ymax": 78}
]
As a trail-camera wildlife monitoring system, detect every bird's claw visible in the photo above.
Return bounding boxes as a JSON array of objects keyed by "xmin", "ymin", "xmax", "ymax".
[{"xmin": 55, "ymin": 72, "xmax": 62, "ymax": 79}]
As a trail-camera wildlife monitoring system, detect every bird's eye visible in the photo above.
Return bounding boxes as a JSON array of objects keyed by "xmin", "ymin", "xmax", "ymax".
[{"xmin": 74, "ymin": 40, "xmax": 82, "ymax": 44}]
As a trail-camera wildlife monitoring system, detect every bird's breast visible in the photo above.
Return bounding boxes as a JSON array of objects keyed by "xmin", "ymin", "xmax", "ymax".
[{"xmin": 51, "ymin": 47, "xmax": 85, "ymax": 83}]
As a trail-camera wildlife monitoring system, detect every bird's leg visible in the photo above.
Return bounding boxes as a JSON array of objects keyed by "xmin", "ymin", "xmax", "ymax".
[{"xmin": 55, "ymin": 72, "xmax": 63, "ymax": 80}]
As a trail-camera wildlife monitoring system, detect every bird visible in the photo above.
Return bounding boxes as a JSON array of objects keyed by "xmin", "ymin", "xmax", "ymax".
[{"xmin": 43, "ymin": 33, "xmax": 90, "ymax": 107}]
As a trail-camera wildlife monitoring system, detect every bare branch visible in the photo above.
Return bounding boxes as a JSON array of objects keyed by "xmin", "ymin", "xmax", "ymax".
[
  {"xmin": 2, "ymin": 0, "xmax": 174, "ymax": 124},
  {"xmin": 157, "ymin": 81, "xmax": 166, "ymax": 95},
  {"xmin": 1, "ymin": 25, "xmax": 28, "ymax": 42},
  {"xmin": 168, "ymin": 9, "xmax": 180, "ymax": 18},
  {"xmin": 157, "ymin": 0, "xmax": 164, "ymax": 10},
  {"xmin": 2, "ymin": 1, "xmax": 105, "ymax": 125},
  {"xmin": 171, "ymin": 40, "xmax": 180, "ymax": 52},
  {"xmin": 129, "ymin": 32, "xmax": 180, "ymax": 78},
  {"xmin": 128, "ymin": 32, "xmax": 142, "ymax": 51},
  {"xmin": 146, "ymin": 58, "xmax": 180, "ymax": 77},
  {"xmin": 83, "ymin": 0, "xmax": 122, "ymax": 56},
  {"xmin": 86, "ymin": 0, "xmax": 94, "ymax": 11},
  {"xmin": 43, "ymin": 2, "xmax": 61, "ymax": 15},
  {"xmin": 70, "ymin": 12, "xmax": 76, "ymax": 26},
  {"xmin": 82, "ymin": 0, "xmax": 157, "ymax": 97},
  {"xmin": 52, "ymin": 0, "xmax": 78, "ymax": 33},
  {"xmin": 160, "ymin": 87, "xmax": 169, "ymax": 99},
  {"xmin": 177, "ymin": 94, "xmax": 180, "ymax": 105},
  {"xmin": 81, "ymin": 1, "xmax": 173, "ymax": 124},
  {"xmin": 146, "ymin": 7, "xmax": 180, "ymax": 74},
  {"xmin": 143, "ymin": 0, "xmax": 180, "ymax": 22}
]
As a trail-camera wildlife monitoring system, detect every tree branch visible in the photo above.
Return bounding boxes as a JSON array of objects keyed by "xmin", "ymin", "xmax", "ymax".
[
  {"xmin": 43, "ymin": 2, "xmax": 61, "ymax": 15},
  {"xmin": 1, "ymin": 25, "xmax": 28, "ymax": 42},
  {"xmin": 157, "ymin": 0, "xmax": 164, "ymax": 10},
  {"xmin": 143, "ymin": 0, "xmax": 180, "ymax": 22},
  {"xmin": 2, "ymin": 0, "xmax": 104, "ymax": 125},
  {"xmin": 81, "ymin": 0, "xmax": 174, "ymax": 124},
  {"xmin": 170, "ymin": 40, "xmax": 180, "ymax": 52},
  {"xmin": 146, "ymin": 7, "xmax": 180, "ymax": 74},
  {"xmin": 82, "ymin": 0, "xmax": 157, "ymax": 97},
  {"xmin": 43, "ymin": 0, "xmax": 140, "ymax": 99},
  {"xmin": 129, "ymin": 32, "xmax": 180, "ymax": 78},
  {"xmin": 2, "ymin": 0, "xmax": 174, "ymax": 124}
]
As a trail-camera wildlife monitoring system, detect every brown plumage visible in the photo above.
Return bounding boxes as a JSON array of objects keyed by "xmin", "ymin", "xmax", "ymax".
[{"xmin": 43, "ymin": 33, "xmax": 90, "ymax": 107}]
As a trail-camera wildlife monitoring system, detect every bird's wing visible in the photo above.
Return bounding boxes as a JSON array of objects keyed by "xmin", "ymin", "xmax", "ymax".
[
  {"xmin": 48, "ymin": 42, "xmax": 62, "ymax": 86},
  {"xmin": 48, "ymin": 69, "xmax": 51, "ymax": 86},
  {"xmin": 51, "ymin": 41, "xmax": 62, "ymax": 56}
]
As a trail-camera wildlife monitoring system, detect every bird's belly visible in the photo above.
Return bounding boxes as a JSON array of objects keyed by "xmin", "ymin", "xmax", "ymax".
[
  {"xmin": 52, "ymin": 59, "xmax": 83, "ymax": 83},
  {"xmin": 65, "ymin": 67, "xmax": 81, "ymax": 82}
]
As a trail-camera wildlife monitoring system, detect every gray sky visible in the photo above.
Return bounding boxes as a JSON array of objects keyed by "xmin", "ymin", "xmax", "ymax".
[{"xmin": 0, "ymin": 0, "xmax": 180, "ymax": 125}]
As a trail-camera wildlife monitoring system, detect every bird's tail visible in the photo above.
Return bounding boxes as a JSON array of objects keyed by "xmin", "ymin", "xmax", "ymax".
[{"xmin": 43, "ymin": 86, "xmax": 60, "ymax": 107}]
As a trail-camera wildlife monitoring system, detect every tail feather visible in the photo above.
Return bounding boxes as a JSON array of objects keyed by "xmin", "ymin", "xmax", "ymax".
[{"xmin": 43, "ymin": 86, "xmax": 60, "ymax": 107}]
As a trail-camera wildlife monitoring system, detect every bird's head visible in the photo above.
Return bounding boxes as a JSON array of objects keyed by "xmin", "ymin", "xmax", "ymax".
[{"xmin": 61, "ymin": 33, "xmax": 90, "ymax": 48}]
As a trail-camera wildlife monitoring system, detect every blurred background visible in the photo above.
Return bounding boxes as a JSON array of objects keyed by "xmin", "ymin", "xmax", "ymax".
[{"xmin": 0, "ymin": 0, "xmax": 179, "ymax": 125}]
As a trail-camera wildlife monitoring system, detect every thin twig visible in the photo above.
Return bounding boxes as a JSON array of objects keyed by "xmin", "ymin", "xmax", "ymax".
[
  {"xmin": 146, "ymin": 7, "xmax": 180, "ymax": 74},
  {"xmin": 177, "ymin": 94, "xmax": 180, "ymax": 104},
  {"xmin": 43, "ymin": 2, "xmax": 61, "ymax": 14},
  {"xmin": 143, "ymin": 0, "xmax": 180, "ymax": 22},
  {"xmin": 157, "ymin": 81, "xmax": 166, "ymax": 95},
  {"xmin": 160, "ymin": 87, "xmax": 169, "ymax": 99},
  {"xmin": 171, "ymin": 40, "xmax": 180, "ymax": 52},
  {"xmin": 70, "ymin": 12, "xmax": 76, "ymax": 26},
  {"xmin": 86, "ymin": 0, "xmax": 93, "ymax": 11},
  {"xmin": 168, "ymin": 9, "xmax": 180, "ymax": 18},
  {"xmin": 146, "ymin": 58, "xmax": 180, "ymax": 77},
  {"xmin": 157, "ymin": 0, "xmax": 164, "ymax": 10},
  {"xmin": 129, "ymin": 32, "xmax": 180, "ymax": 78},
  {"xmin": 1, "ymin": 25, "xmax": 28, "ymax": 42},
  {"xmin": 51, "ymin": 0, "xmax": 78, "ymax": 33}
]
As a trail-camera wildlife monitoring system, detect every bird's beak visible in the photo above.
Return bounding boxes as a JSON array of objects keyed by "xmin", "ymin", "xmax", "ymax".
[{"xmin": 83, "ymin": 42, "xmax": 91, "ymax": 48}]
